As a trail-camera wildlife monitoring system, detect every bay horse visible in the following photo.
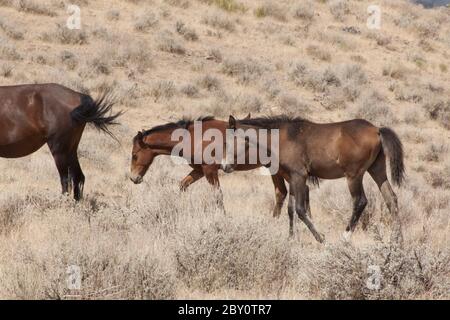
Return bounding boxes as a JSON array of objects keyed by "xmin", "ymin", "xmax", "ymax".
[
  {"xmin": 222, "ymin": 115, "xmax": 405, "ymax": 244},
  {"xmin": 129, "ymin": 116, "xmax": 290, "ymax": 216},
  {"xmin": 0, "ymin": 83, "xmax": 122, "ymax": 200}
]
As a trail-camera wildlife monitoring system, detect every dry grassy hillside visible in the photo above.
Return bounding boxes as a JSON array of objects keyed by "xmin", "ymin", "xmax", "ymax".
[{"xmin": 0, "ymin": 0, "xmax": 449, "ymax": 299}]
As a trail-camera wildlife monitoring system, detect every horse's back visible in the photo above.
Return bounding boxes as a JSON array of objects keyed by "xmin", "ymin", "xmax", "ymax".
[
  {"xmin": 0, "ymin": 83, "xmax": 84, "ymax": 156},
  {"xmin": 302, "ymin": 119, "xmax": 381, "ymax": 179}
]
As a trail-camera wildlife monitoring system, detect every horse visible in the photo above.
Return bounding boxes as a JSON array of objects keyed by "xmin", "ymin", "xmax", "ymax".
[
  {"xmin": 129, "ymin": 116, "xmax": 290, "ymax": 216},
  {"xmin": 221, "ymin": 115, "xmax": 405, "ymax": 244},
  {"xmin": 0, "ymin": 83, "xmax": 122, "ymax": 200}
]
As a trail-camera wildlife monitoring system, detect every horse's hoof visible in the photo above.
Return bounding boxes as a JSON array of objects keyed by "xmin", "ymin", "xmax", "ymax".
[
  {"xmin": 316, "ymin": 233, "xmax": 325, "ymax": 244},
  {"xmin": 342, "ymin": 231, "xmax": 353, "ymax": 242}
]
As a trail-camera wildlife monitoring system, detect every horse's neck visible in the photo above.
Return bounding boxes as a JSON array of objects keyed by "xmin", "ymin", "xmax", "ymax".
[{"xmin": 143, "ymin": 130, "xmax": 177, "ymax": 155}]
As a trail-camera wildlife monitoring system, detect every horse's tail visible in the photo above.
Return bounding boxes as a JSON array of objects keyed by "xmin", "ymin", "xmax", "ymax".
[
  {"xmin": 71, "ymin": 91, "xmax": 123, "ymax": 139},
  {"xmin": 379, "ymin": 127, "xmax": 405, "ymax": 187}
]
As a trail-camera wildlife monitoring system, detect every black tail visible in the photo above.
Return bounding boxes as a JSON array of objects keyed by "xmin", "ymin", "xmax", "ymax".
[
  {"xmin": 379, "ymin": 127, "xmax": 405, "ymax": 186},
  {"xmin": 71, "ymin": 91, "xmax": 123, "ymax": 139}
]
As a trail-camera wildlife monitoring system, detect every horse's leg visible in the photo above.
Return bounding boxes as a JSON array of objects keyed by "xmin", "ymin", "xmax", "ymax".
[
  {"xmin": 368, "ymin": 152, "xmax": 403, "ymax": 244},
  {"xmin": 291, "ymin": 174, "xmax": 324, "ymax": 243},
  {"xmin": 343, "ymin": 175, "xmax": 367, "ymax": 241},
  {"xmin": 305, "ymin": 184, "xmax": 312, "ymax": 219},
  {"xmin": 179, "ymin": 169, "xmax": 204, "ymax": 191},
  {"xmin": 48, "ymin": 142, "xmax": 71, "ymax": 196},
  {"xmin": 69, "ymin": 153, "xmax": 85, "ymax": 201},
  {"xmin": 287, "ymin": 190, "xmax": 295, "ymax": 237},
  {"xmin": 271, "ymin": 174, "xmax": 287, "ymax": 218},
  {"xmin": 202, "ymin": 165, "xmax": 224, "ymax": 209}
]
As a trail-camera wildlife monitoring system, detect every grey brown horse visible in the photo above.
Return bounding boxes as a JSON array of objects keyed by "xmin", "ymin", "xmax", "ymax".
[
  {"xmin": 222, "ymin": 115, "xmax": 405, "ymax": 243},
  {"xmin": 0, "ymin": 83, "xmax": 122, "ymax": 200}
]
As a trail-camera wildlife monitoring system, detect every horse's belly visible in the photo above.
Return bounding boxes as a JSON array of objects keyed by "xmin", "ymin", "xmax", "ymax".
[
  {"xmin": 0, "ymin": 137, "xmax": 46, "ymax": 158},
  {"xmin": 310, "ymin": 163, "xmax": 345, "ymax": 179}
]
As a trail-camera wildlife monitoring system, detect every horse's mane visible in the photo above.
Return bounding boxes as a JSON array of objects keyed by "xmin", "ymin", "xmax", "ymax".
[
  {"xmin": 238, "ymin": 115, "xmax": 310, "ymax": 128},
  {"xmin": 143, "ymin": 116, "xmax": 215, "ymax": 136}
]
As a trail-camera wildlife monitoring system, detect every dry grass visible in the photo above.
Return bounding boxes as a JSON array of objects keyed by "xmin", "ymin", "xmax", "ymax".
[
  {"xmin": 221, "ymin": 57, "xmax": 264, "ymax": 84},
  {"xmin": 134, "ymin": 11, "xmax": 159, "ymax": 32},
  {"xmin": 176, "ymin": 21, "xmax": 199, "ymax": 41},
  {"xmin": 254, "ymin": 2, "xmax": 287, "ymax": 21},
  {"xmin": 329, "ymin": 0, "xmax": 350, "ymax": 22},
  {"xmin": 198, "ymin": 0, "xmax": 246, "ymax": 13},
  {"xmin": 202, "ymin": 13, "xmax": 235, "ymax": 31},
  {"xmin": 157, "ymin": 32, "xmax": 186, "ymax": 54},
  {"xmin": 41, "ymin": 24, "xmax": 88, "ymax": 45},
  {"xmin": 293, "ymin": 2, "xmax": 314, "ymax": 21},
  {"xmin": 0, "ymin": 18, "xmax": 24, "ymax": 40},
  {"xmin": 0, "ymin": 0, "xmax": 449, "ymax": 300},
  {"xmin": 15, "ymin": 0, "xmax": 57, "ymax": 17},
  {"xmin": 306, "ymin": 45, "xmax": 332, "ymax": 62}
]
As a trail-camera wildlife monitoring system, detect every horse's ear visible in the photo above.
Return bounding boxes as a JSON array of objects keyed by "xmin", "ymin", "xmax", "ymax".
[
  {"xmin": 244, "ymin": 113, "xmax": 251, "ymax": 120},
  {"xmin": 136, "ymin": 131, "xmax": 147, "ymax": 147},
  {"xmin": 229, "ymin": 115, "xmax": 236, "ymax": 129}
]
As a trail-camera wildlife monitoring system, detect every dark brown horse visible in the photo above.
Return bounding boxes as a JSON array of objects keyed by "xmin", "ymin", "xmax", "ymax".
[
  {"xmin": 222, "ymin": 115, "xmax": 405, "ymax": 243},
  {"xmin": 0, "ymin": 83, "xmax": 122, "ymax": 200},
  {"xmin": 129, "ymin": 116, "xmax": 289, "ymax": 216}
]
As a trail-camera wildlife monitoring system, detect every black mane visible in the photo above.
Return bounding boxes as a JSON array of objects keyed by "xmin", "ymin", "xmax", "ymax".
[
  {"xmin": 143, "ymin": 116, "xmax": 215, "ymax": 136},
  {"xmin": 238, "ymin": 115, "xmax": 310, "ymax": 128}
]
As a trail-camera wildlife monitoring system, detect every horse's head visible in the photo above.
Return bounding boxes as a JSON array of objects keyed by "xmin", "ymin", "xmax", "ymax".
[
  {"xmin": 220, "ymin": 115, "xmax": 252, "ymax": 173},
  {"xmin": 130, "ymin": 131, "xmax": 155, "ymax": 184}
]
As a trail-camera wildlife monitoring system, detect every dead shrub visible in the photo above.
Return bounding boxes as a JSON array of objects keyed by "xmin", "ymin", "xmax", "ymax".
[
  {"xmin": 202, "ymin": 13, "xmax": 235, "ymax": 32},
  {"xmin": 41, "ymin": 24, "xmax": 88, "ymax": 45},
  {"xmin": 301, "ymin": 242, "xmax": 450, "ymax": 299},
  {"xmin": 422, "ymin": 100, "xmax": 450, "ymax": 130},
  {"xmin": 157, "ymin": 32, "xmax": 185, "ymax": 54},
  {"xmin": 0, "ymin": 37, "xmax": 22, "ymax": 60},
  {"xmin": 1, "ymin": 63, "xmax": 13, "ymax": 77},
  {"xmin": 197, "ymin": 75, "xmax": 221, "ymax": 91},
  {"xmin": 254, "ymin": 2, "xmax": 287, "ymax": 21},
  {"xmin": 207, "ymin": 48, "xmax": 222, "ymax": 62},
  {"xmin": 151, "ymin": 80, "xmax": 176, "ymax": 102},
  {"xmin": 134, "ymin": 11, "xmax": 158, "ymax": 32},
  {"xmin": 164, "ymin": 0, "xmax": 190, "ymax": 8},
  {"xmin": 426, "ymin": 169, "xmax": 450, "ymax": 190},
  {"xmin": 0, "ymin": 18, "xmax": 24, "ymax": 40},
  {"xmin": 421, "ymin": 143, "xmax": 448, "ymax": 163},
  {"xmin": 353, "ymin": 91, "xmax": 396, "ymax": 126},
  {"xmin": 221, "ymin": 57, "xmax": 264, "ymax": 85},
  {"xmin": 329, "ymin": 0, "xmax": 350, "ymax": 22},
  {"xmin": 180, "ymin": 84, "xmax": 199, "ymax": 98},
  {"xmin": 15, "ymin": 0, "xmax": 57, "ymax": 16},
  {"xmin": 176, "ymin": 215, "xmax": 294, "ymax": 293},
  {"xmin": 60, "ymin": 50, "xmax": 78, "ymax": 70},
  {"xmin": 198, "ymin": 0, "xmax": 246, "ymax": 13},
  {"xmin": 289, "ymin": 62, "xmax": 366, "ymax": 102},
  {"xmin": 175, "ymin": 21, "xmax": 198, "ymax": 41},
  {"xmin": 306, "ymin": 45, "xmax": 331, "ymax": 62},
  {"xmin": 293, "ymin": 2, "xmax": 314, "ymax": 20},
  {"xmin": 276, "ymin": 94, "xmax": 310, "ymax": 116}
]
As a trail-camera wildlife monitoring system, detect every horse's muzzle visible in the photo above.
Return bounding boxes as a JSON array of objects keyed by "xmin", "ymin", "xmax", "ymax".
[
  {"xmin": 130, "ymin": 175, "xmax": 143, "ymax": 184},
  {"xmin": 220, "ymin": 160, "xmax": 235, "ymax": 174}
]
